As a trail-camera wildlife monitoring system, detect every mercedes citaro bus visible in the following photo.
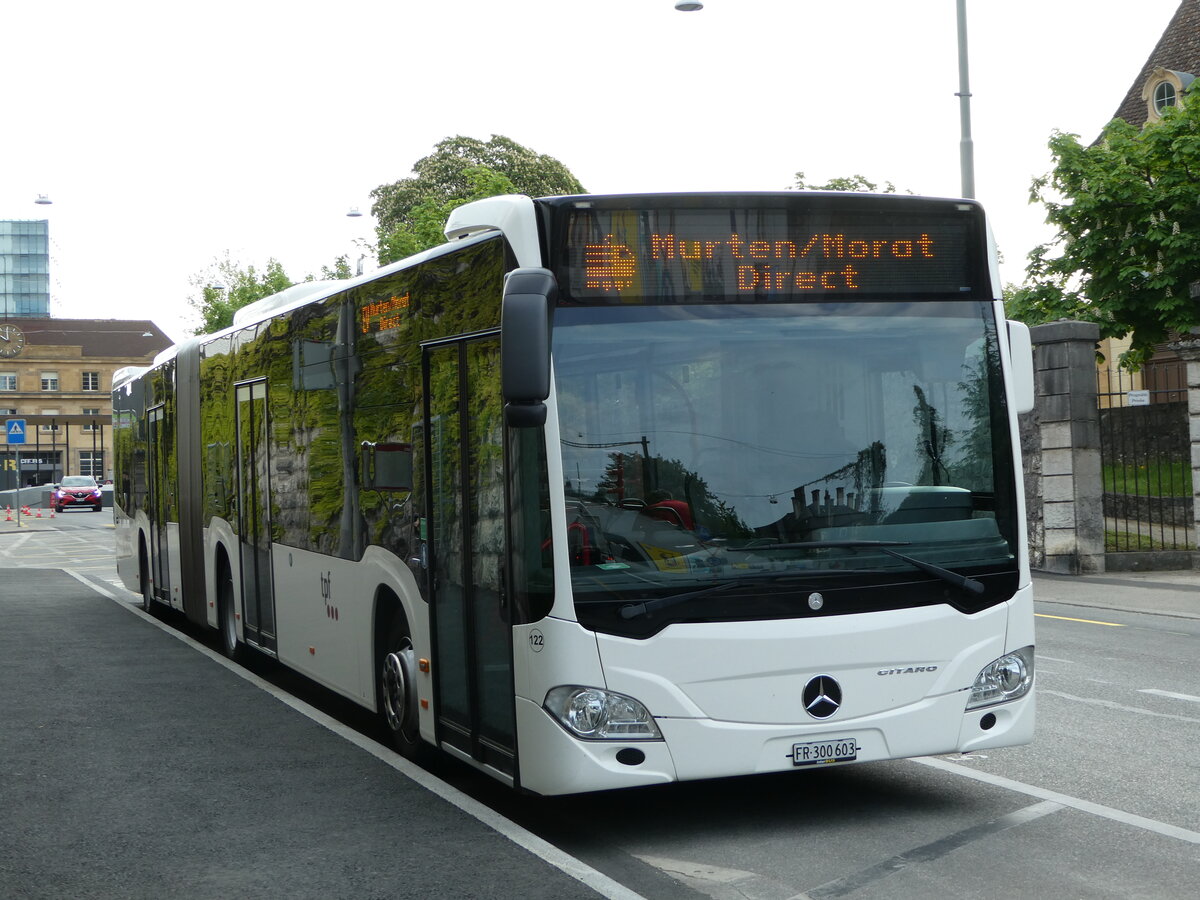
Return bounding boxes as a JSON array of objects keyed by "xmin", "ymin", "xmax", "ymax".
[{"xmin": 113, "ymin": 192, "xmax": 1035, "ymax": 795}]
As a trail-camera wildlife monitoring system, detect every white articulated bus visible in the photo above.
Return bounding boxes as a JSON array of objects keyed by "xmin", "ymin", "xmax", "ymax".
[{"xmin": 113, "ymin": 192, "xmax": 1036, "ymax": 795}]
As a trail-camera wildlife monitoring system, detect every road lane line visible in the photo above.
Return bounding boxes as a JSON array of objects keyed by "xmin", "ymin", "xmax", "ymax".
[
  {"xmin": 1035, "ymin": 613, "xmax": 1125, "ymax": 627},
  {"xmin": 805, "ymin": 800, "xmax": 1064, "ymax": 898},
  {"xmin": 913, "ymin": 756, "xmax": 1200, "ymax": 845},
  {"xmin": 66, "ymin": 569, "xmax": 649, "ymax": 900},
  {"xmin": 1039, "ymin": 688, "xmax": 1200, "ymax": 724},
  {"xmin": 0, "ymin": 532, "xmax": 33, "ymax": 554},
  {"xmin": 1138, "ymin": 689, "xmax": 1200, "ymax": 704}
]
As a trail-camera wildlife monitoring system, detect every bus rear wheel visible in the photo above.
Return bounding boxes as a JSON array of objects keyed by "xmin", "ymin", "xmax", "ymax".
[
  {"xmin": 139, "ymin": 544, "xmax": 155, "ymax": 614},
  {"xmin": 217, "ymin": 561, "xmax": 244, "ymax": 662},
  {"xmin": 379, "ymin": 617, "xmax": 427, "ymax": 762}
]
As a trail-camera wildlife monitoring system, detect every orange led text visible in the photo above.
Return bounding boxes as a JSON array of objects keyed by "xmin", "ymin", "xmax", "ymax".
[{"xmin": 361, "ymin": 293, "xmax": 410, "ymax": 333}]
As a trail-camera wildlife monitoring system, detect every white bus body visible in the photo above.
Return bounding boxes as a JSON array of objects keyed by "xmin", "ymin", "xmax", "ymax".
[{"xmin": 114, "ymin": 192, "xmax": 1035, "ymax": 795}]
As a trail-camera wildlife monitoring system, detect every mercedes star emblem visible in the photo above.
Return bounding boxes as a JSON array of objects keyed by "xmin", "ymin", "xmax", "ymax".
[{"xmin": 803, "ymin": 675, "xmax": 842, "ymax": 719}]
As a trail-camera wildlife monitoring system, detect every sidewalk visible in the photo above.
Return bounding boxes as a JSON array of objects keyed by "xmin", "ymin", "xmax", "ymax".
[
  {"xmin": 1033, "ymin": 568, "xmax": 1200, "ymax": 620},
  {"xmin": 0, "ymin": 568, "xmax": 616, "ymax": 900}
]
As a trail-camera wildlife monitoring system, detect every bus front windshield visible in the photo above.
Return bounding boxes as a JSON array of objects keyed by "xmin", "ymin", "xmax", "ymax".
[{"xmin": 552, "ymin": 301, "xmax": 1019, "ymax": 637}]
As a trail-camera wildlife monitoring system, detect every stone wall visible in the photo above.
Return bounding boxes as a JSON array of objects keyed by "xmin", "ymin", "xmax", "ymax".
[
  {"xmin": 1020, "ymin": 321, "xmax": 1105, "ymax": 574},
  {"xmin": 1020, "ymin": 323, "xmax": 1200, "ymax": 574}
]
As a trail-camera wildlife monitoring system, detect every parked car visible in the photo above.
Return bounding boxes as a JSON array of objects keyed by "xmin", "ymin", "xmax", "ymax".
[{"xmin": 52, "ymin": 476, "xmax": 104, "ymax": 513}]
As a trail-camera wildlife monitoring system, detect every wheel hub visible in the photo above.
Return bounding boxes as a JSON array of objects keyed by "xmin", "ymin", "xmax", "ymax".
[{"xmin": 382, "ymin": 643, "xmax": 418, "ymax": 734}]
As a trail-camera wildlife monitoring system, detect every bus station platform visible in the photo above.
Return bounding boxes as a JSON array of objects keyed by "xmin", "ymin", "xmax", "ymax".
[{"xmin": 0, "ymin": 568, "xmax": 623, "ymax": 900}]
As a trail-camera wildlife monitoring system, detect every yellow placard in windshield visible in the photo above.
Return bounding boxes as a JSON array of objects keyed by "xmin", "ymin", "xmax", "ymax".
[{"xmin": 639, "ymin": 543, "xmax": 688, "ymax": 572}]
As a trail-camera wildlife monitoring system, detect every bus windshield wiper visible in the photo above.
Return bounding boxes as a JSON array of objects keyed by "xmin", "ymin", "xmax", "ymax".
[
  {"xmin": 736, "ymin": 540, "xmax": 985, "ymax": 595},
  {"xmin": 618, "ymin": 580, "xmax": 743, "ymax": 620}
]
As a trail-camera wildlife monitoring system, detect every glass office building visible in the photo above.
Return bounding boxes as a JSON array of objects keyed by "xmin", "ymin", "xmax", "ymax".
[{"xmin": 0, "ymin": 220, "xmax": 51, "ymax": 317}]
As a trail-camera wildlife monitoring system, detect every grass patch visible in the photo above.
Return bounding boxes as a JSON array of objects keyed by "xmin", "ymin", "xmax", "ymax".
[
  {"xmin": 1106, "ymin": 529, "xmax": 1191, "ymax": 552},
  {"xmin": 1102, "ymin": 460, "xmax": 1193, "ymax": 498}
]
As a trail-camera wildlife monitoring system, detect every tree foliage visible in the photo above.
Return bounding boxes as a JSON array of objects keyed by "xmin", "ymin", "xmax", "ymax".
[
  {"xmin": 792, "ymin": 171, "xmax": 898, "ymax": 193},
  {"xmin": 187, "ymin": 255, "xmax": 294, "ymax": 335},
  {"xmin": 376, "ymin": 166, "xmax": 519, "ymax": 265},
  {"xmin": 319, "ymin": 255, "xmax": 356, "ymax": 281},
  {"xmin": 370, "ymin": 135, "xmax": 586, "ymax": 264},
  {"xmin": 1022, "ymin": 97, "xmax": 1200, "ymax": 367}
]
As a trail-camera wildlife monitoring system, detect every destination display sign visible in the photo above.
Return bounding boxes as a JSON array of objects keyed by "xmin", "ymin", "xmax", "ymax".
[
  {"xmin": 360, "ymin": 292, "xmax": 410, "ymax": 334},
  {"xmin": 553, "ymin": 199, "xmax": 984, "ymax": 303}
]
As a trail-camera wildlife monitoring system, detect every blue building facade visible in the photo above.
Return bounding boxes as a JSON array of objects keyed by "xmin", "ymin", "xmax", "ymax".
[{"xmin": 0, "ymin": 220, "xmax": 51, "ymax": 318}]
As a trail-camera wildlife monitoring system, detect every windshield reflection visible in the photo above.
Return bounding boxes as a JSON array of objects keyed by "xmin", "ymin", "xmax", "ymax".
[{"xmin": 553, "ymin": 302, "xmax": 1018, "ymax": 634}]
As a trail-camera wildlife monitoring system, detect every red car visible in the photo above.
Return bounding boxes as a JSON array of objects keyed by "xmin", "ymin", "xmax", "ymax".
[{"xmin": 52, "ymin": 475, "xmax": 104, "ymax": 513}]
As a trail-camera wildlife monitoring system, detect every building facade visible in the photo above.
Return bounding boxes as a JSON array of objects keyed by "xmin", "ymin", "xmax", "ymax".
[
  {"xmin": 0, "ymin": 220, "xmax": 51, "ymax": 318},
  {"xmin": 1, "ymin": 318, "xmax": 172, "ymax": 488}
]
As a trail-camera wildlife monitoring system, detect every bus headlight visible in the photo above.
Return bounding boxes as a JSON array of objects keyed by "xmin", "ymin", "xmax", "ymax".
[
  {"xmin": 544, "ymin": 686, "xmax": 662, "ymax": 740},
  {"xmin": 965, "ymin": 646, "xmax": 1034, "ymax": 710}
]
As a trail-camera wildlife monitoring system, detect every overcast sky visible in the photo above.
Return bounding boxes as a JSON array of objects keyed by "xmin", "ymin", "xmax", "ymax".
[{"xmin": 3, "ymin": 0, "xmax": 1183, "ymax": 342}]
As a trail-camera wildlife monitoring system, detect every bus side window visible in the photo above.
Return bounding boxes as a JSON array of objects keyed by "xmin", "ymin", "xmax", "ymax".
[{"xmin": 361, "ymin": 441, "xmax": 413, "ymax": 492}]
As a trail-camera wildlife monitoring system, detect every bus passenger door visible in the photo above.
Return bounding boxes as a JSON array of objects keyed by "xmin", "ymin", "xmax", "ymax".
[
  {"xmin": 424, "ymin": 336, "xmax": 516, "ymax": 780},
  {"xmin": 235, "ymin": 380, "xmax": 277, "ymax": 654},
  {"xmin": 146, "ymin": 404, "xmax": 170, "ymax": 603}
]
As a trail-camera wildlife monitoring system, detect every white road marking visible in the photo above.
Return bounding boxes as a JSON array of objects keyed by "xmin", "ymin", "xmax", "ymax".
[
  {"xmin": 804, "ymin": 801, "xmax": 1064, "ymax": 900},
  {"xmin": 67, "ymin": 570, "xmax": 649, "ymax": 900},
  {"xmin": 915, "ymin": 756, "xmax": 1200, "ymax": 845},
  {"xmin": 1138, "ymin": 688, "xmax": 1200, "ymax": 704},
  {"xmin": 1039, "ymin": 688, "xmax": 1200, "ymax": 724},
  {"xmin": 0, "ymin": 532, "xmax": 32, "ymax": 554}
]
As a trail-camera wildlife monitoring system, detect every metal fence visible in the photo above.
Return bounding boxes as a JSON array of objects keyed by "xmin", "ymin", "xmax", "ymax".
[{"xmin": 1097, "ymin": 362, "xmax": 1194, "ymax": 552}]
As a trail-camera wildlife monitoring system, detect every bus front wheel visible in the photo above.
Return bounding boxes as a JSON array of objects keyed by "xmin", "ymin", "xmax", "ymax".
[{"xmin": 379, "ymin": 617, "xmax": 427, "ymax": 762}]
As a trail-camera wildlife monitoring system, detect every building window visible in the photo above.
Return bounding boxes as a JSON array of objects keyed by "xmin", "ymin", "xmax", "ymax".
[
  {"xmin": 41, "ymin": 372, "xmax": 59, "ymax": 392},
  {"xmin": 80, "ymin": 451, "xmax": 104, "ymax": 478},
  {"xmin": 1153, "ymin": 80, "xmax": 1177, "ymax": 114},
  {"xmin": 40, "ymin": 409, "xmax": 60, "ymax": 432},
  {"xmin": 82, "ymin": 407, "xmax": 102, "ymax": 431},
  {"xmin": 82, "ymin": 371, "xmax": 101, "ymax": 391},
  {"xmin": 0, "ymin": 373, "xmax": 15, "ymax": 391},
  {"xmin": 0, "ymin": 407, "xmax": 16, "ymax": 416},
  {"xmin": 1143, "ymin": 66, "xmax": 1195, "ymax": 123}
]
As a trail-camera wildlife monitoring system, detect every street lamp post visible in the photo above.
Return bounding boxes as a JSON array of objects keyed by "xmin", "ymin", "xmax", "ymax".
[
  {"xmin": 675, "ymin": 1, "xmax": 977, "ymax": 199},
  {"xmin": 956, "ymin": 0, "xmax": 975, "ymax": 199}
]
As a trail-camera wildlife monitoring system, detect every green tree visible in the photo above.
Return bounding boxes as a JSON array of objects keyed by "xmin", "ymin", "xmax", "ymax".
[
  {"xmin": 318, "ymin": 255, "xmax": 355, "ymax": 281},
  {"xmin": 187, "ymin": 254, "xmax": 294, "ymax": 335},
  {"xmin": 371, "ymin": 135, "xmax": 586, "ymax": 264},
  {"xmin": 376, "ymin": 167, "xmax": 520, "ymax": 265},
  {"xmin": 792, "ymin": 171, "xmax": 898, "ymax": 193},
  {"xmin": 1023, "ymin": 98, "xmax": 1200, "ymax": 367}
]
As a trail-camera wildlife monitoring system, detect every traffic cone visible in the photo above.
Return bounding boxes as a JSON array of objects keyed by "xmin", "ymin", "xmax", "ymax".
[
  {"xmin": 35, "ymin": 508, "xmax": 42, "ymax": 518},
  {"xmin": 4, "ymin": 507, "xmax": 11, "ymax": 522},
  {"xmin": 48, "ymin": 506, "xmax": 55, "ymax": 518}
]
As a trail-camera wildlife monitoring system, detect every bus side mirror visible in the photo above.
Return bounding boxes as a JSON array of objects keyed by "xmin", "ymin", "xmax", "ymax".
[
  {"xmin": 502, "ymin": 268, "xmax": 557, "ymax": 428},
  {"xmin": 1006, "ymin": 320, "xmax": 1035, "ymax": 415}
]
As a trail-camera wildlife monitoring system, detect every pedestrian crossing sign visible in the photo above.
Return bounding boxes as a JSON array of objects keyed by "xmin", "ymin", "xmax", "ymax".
[{"xmin": 5, "ymin": 419, "xmax": 26, "ymax": 445}]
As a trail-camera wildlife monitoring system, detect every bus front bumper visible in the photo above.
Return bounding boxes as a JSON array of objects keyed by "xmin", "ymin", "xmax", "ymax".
[{"xmin": 515, "ymin": 687, "xmax": 1034, "ymax": 796}]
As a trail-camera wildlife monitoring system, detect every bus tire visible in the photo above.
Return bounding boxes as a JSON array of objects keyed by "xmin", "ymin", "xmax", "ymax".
[
  {"xmin": 379, "ymin": 614, "xmax": 428, "ymax": 762},
  {"xmin": 138, "ymin": 541, "xmax": 155, "ymax": 615},
  {"xmin": 217, "ymin": 557, "xmax": 244, "ymax": 663}
]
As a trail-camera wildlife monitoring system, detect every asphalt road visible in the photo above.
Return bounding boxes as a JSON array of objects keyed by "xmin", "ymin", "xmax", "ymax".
[
  {"xmin": 2, "ymin": 513, "xmax": 1200, "ymax": 900},
  {"xmin": 466, "ymin": 574, "xmax": 1200, "ymax": 899}
]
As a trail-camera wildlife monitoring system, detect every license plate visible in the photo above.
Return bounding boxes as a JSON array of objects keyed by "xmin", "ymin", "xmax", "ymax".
[{"xmin": 792, "ymin": 738, "xmax": 857, "ymax": 767}]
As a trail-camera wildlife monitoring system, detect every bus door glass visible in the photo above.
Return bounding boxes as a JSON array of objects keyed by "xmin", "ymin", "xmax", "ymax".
[
  {"xmin": 235, "ymin": 380, "xmax": 276, "ymax": 653},
  {"xmin": 424, "ymin": 335, "xmax": 515, "ymax": 776},
  {"xmin": 146, "ymin": 404, "xmax": 170, "ymax": 602}
]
